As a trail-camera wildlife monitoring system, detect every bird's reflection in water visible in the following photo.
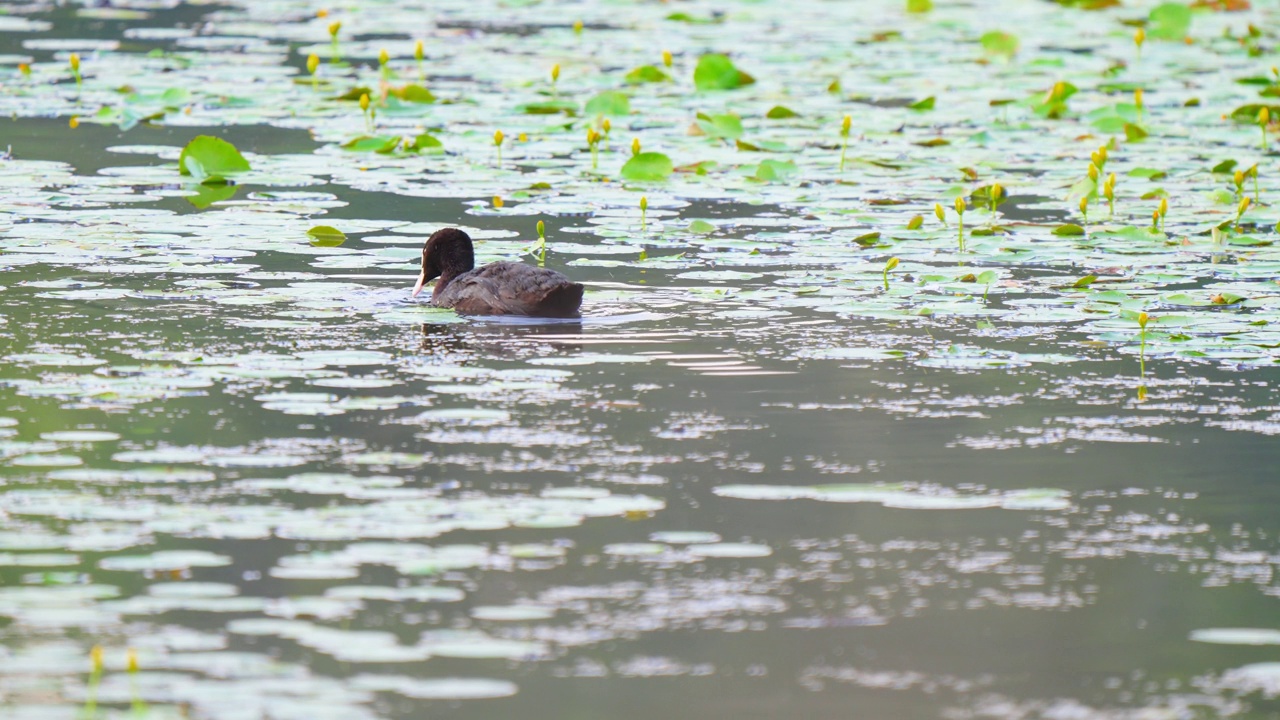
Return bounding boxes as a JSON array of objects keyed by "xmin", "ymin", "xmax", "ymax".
[{"xmin": 419, "ymin": 318, "xmax": 585, "ymax": 359}]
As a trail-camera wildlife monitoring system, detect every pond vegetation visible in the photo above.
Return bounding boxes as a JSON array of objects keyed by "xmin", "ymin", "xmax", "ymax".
[{"xmin": 1, "ymin": 0, "xmax": 1280, "ymax": 718}]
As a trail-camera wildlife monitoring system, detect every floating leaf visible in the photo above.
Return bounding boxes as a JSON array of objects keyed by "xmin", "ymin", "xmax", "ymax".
[
  {"xmin": 407, "ymin": 133, "xmax": 443, "ymax": 152},
  {"xmin": 621, "ymin": 152, "xmax": 674, "ymax": 181},
  {"xmin": 688, "ymin": 220, "xmax": 716, "ymax": 234},
  {"xmin": 1054, "ymin": 224, "xmax": 1086, "ymax": 236},
  {"xmin": 766, "ymin": 105, "xmax": 800, "ymax": 119},
  {"xmin": 307, "ymin": 226, "xmax": 347, "ymax": 247},
  {"xmin": 694, "ymin": 112, "xmax": 743, "ymax": 139},
  {"xmin": 753, "ymin": 159, "xmax": 798, "ymax": 182},
  {"xmin": 1147, "ymin": 3, "xmax": 1192, "ymax": 41},
  {"xmin": 980, "ymin": 31, "xmax": 1019, "ymax": 59},
  {"xmin": 908, "ymin": 96, "xmax": 936, "ymax": 111},
  {"xmin": 584, "ymin": 91, "xmax": 630, "ymax": 117},
  {"xmin": 519, "ymin": 99, "xmax": 577, "ymax": 115},
  {"xmin": 341, "ymin": 135, "xmax": 402, "ymax": 153},
  {"xmin": 185, "ymin": 182, "xmax": 238, "ymax": 209},
  {"xmin": 177, "ymin": 135, "xmax": 250, "ymax": 184},
  {"xmin": 625, "ymin": 65, "xmax": 671, "ymax": 84},
  {"xmin": 693, "ymin": 53, "xmax": 755, "ymax": 91},
  {"xmin": 391, "ymin": 84, "xmax": 436, "ymax": 103}
]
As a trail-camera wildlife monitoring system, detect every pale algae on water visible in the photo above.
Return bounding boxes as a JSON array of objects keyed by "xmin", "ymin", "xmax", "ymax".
[{"xmin": 1, "ymin": 0, "xmax": 1280, "ymax": 719}]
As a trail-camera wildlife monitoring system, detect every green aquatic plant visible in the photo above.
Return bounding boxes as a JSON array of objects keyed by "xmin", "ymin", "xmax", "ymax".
[
  {"xmin": 379, "ymin": 48, "xmax": 390, "ymax": 82},
  {"xmin": 907, "ymin": 0, "xmax": 932, "ymax": 12},
  {"xmin": 883, "ymin": 256, "xmax": 899, "ymax": 291},
  {"xmin": 128, "ymin": 647, "xmax": 145, "ymax": 715},
  {"xmin": 1134, "ymin": 88, "xmax": 1144, "ymax": 123},
  {"xmin": 550, "ymin": 63, "xmax": 561, "ymax": 96},
  {"xmin": 415, "ymin": 40, "xmax": 424, "ymax": 81},
  {"xmin": 838, "ymin": 114, "xmax": 851, "ymax": 171},
  {"xmin": 640, "ymin": 195, "xmax": 648, "ymax": 229},
  {"xmin": 1137, "ymin": 311, "xmax": 1150, "ymax": 379},
  {"xmin": 906, "ymin": 215, "xmax": 923, "ymax": 229},
  {"xmin": 954, "ymin": 196, "xmax": 966, "ymax": 252},
  {"xmin": 328, "ymin": 21, "xmax": 342, "ymax": 64},
  {"xmin": 574, "ymin": 19, "xmax": 583, "ymax": 36},
  {"xmin": 693, "ymin": 53, "xmax": 754, "ymax": 91},
  {"xmin": 662, "ymin": 50, "xmax": 673, "ymax": 68},
  {"xmin": 586, "ymin": 127, "xmax": 601, "ymax": 169},
  {"xmin": 934, "ymin": 202, "xmax": 947, "ymax": 227},
  {"xmin": 1235, "ymin": 196, "xmax": 1251, "ymax": 232},
  {"xmin": 1134, "ymin": 27, "xmax": 1145, "ymax": 61},
  {"xmin": 359, "ymin": 92, "xmax": 372, "ymax": 132},
  {"xmin": 84, "ymin": 644, "xmax": 103, "ymax": 719},
  {"xmin": 493, "ymin": 129, "xmax": 504, "ymax": 166},
  {"xmin": 69, "ymin": 53, "xmax": 81, "ymax": 92},
  {"xmin": 1258, "ymin": 107, "xmax": 1269, "ymax": 151},
  {"xmin": 1103, "ymin": 172, "xmax": 1116, "ymax": 216},
  {"xmin": 178, "ymin": 135, "xmax": 250, "ymax": 183},
  {"xmin": 307, "ymin": 225, "xmax": 346, "ymax": 247},
  {"xmin": 307, "ymin": 53, "xmax": 320, "ymax": 89},
  {"xmin": 533, "ymin": 219, "xmax": 547, "ymax": 263},
  {"xmin": 1078, "ymin": 195, "xmax": 1089, "ymax": 229},
  {"xmin": 1158, "ymin": 196, "xmax": 1168, "ymax": 232}
]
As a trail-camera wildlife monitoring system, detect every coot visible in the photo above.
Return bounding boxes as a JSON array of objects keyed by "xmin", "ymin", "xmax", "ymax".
[{"xmin": 411, "ymin": 228, "xmax": 584, "ymax": 317}]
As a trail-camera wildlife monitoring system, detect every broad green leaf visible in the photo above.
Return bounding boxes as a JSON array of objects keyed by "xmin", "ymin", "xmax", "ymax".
[
  {"xmin": 1148, "ymin": 3, "xmax": 1192, "ymax": 41},
  {"xmin": 519, "ymin": 99, "xmax": 577, "ymax": 115},
  {"xmin": 621, "ymin": 152, "xmax": 674, "ymax": 181},
  {"xmin": 185, "ymin": 182, "xmax": 238, "ymax": 209},
  {"xmin": 1054, "ymin": 224, "xmax": 1086, "ymax": 236},
  {"xmin": 906, "ymin": 0, "xmax": 932, "ymax": 12},
  {"xmin": 407, "ymin": 133, "xmax": 443, "ymax": 152},
  {"xmin": 688, "ymin": 220, "xmax": 716, "ymax": 234},
  {"xmin": 693, "ymin": 53, "xmax": 754, "ymax": 91},
  {"xmin": 980, "ymin": 31, "xmax": 1019, "ymax": 59},
  {"xmin": 766, "ymin": 105, "xmax": 799, "ymax": 119},
  {"xmin": 908, "ymin": 96, "xmax": 935, "ymax": 111},
  {"xmin": 625, "ymin": 65, "xmax": 671, "ymax": 84},
  {"xmin": 584, "ymin": 91, "xmax": 630, "ymax": 117},
  {"xmin": 177, "ymin": 135, "xmax": 250, "ymax": 184},
  {"xmin": 1230, "ymin": 104, "xmax": 1280, "ymax": 125},
  {"xmin": 1072, "ymin": 274, "xmax": 1098, "ymax": 288},
  {"xmin": 694, "ymin": 112, "xmax": 743, "ymax": 139},
  {"xmin": 393, "ymin": 84, "xmax": 436, "ymax": 103},
  {"xmin": 1124, "ymin": 123, "xmax": 1148, "ymax": 142},
  {"xmin": 341, "ymin": 135, "xmax": 402, "ymax": 153},
  {"xmin": 753, "ymin": 159, "xmax": 798, "ymax": 182},
  {"xmin": 307, "ymin": 226, "xmax": 347, "ymax": 247}
]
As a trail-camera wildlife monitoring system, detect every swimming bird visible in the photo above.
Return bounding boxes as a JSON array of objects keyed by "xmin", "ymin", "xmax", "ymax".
[{"xmin": 411, "ymin": 228, "xmax": 584, "ymax": 317}]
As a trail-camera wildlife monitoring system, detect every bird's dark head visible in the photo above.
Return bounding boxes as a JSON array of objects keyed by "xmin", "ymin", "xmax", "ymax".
[{"xmin": 412, "ymin": 227, "xmax": 475, "ymax": 298}]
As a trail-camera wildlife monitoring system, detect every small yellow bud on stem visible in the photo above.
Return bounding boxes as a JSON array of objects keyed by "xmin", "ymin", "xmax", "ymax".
[
  {"xmin": 573, "ymin": 19, "xmax": 584, "ymax": 36},
  {"xmin": 640, "ymin": 195, "xmax": 648, "ymax": 229},
  {"xmin": 838, "ymin": 115, "xmax": 851, "ymax": 171},
  {"xmin": 662, "ymin": 50, "xmax": 673, "ymax": 68},
  {"xmin": 69, "ymin": 53, "xmax": 82, "ymax": 91},
  {"xmin": 1135, "ymin": 27, "xmax": 1145, "ymax": 60},
  {"xmin": 934, "ymin": 202, "xmax": 947, "ymax": 226},
  {"xmin": 631, "ymin": 137, "xmax": 641, "ymax": 156},
  {"xmin": 307, "ymin": 53, "xmax": 320, "ymax": 89},
  {"xmin": 328, "ymin": 21, "xmax": 342, "ymax": 64},
  {"xmin": 414, "ymin": 40, "xmax": 425, "ymax": 81},
  {"xmin": 883, "ymin": 256, "xmax": 900, "ymax": 291},
  {"xmin": 1259, "ymin": 107, "xmax": 1270, "ymax": 151},
  {"xmin": 494, "ymin": 130, "xmax": 504, "ymax": 166},
  {"xmin": 955, "ymin": 196, "xmax": 966, "ymax": 252}
]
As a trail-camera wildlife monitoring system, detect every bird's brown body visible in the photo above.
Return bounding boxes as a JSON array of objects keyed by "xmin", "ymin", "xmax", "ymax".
[{"xmin": 412, "ymin": 228, "xmax": 584, "ymax": 318}]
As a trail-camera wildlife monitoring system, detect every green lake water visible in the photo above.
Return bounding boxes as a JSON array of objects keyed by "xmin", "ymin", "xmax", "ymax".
[{"xmin": 2, "ymin": 1, "xmax": 1280, "ymax": 718}]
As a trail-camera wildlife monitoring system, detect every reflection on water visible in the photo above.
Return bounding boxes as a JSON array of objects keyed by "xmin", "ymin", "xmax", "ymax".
[{"xmin": 2, "ymin": 0, "xmax": 1280, "ymax": 719}]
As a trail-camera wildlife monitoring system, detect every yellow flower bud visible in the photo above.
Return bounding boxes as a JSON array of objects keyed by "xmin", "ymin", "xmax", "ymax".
[
  {"xmin": 640, "ymin": 196, "xmax": 648, "ymax": 211},
  {"xmin": 19, "ymin": 62, "xmax": 30, "ymax": 76},
  {"xmin": 841, "ymin": 115, "xmax": 851, "ymax": 136},
  {"xmin": 69, "ymin": 116, "xmax": 79, "ymax": 129},
  {"xmin": 1138, "ymin": 311, "xmax": 1149, "ymax": 329},
  {"xmin": 934, "ymin": 203, "xmax": 946, "ymax": 223},
  {"xmin": 317, "ymin": 9, "xmax": 328, "ymax": 18},
  {"xmin": 587, "ymin": 127, "xmax": 598, "ymax": 144},
  {"xmin": 537, "ymin": 219, "xmax": 546, "ymax": 238},
  {"xmin": 1079, "ymin": 196, "xmax": 1089, "ymax": 213},
  {"xmin": 90, "ymin": 645, "xmax": 103, "ymax": 673},
  {"xmin": 518, "ymin": 132, "xmax": 527, "ymax": 142},
  {"xmin": 886, "ymin": 257, "xmax": 900, "ymax": 271},
  {"xmin": 414, "ymin": 40, "xmax": 424, "ymax": 61},
  {"xmin": 328, "ymin": 21, "xmax": 341, "ymax": 37},
  {"xmin": 551, "ymin": 64, "xmax": 560, "ymax": 83},
  {"xmin": 1260, "ymin": 107, "xmax": 1270, "ymax": 125},
  {"xmin": 494, "ymin": 129, "xmax": 504, "ymax": 146},
  {"xmin": 662, "ymin": 50, "xmax": 673, "ymax": 68},
  {"xmin": 1097, "ymin": 145, "xmax": 1108, "ymax": 163},
  {"xmin": 307, "ymin": 53, "xmax": 319, "ymax": 74},
  {"xmin": 1135, "ymin": 28, "xmax": 1145, "ymax": 47},
  {"xmin": 1234, "ymin": 169, "xmax": 1245, "ymax": 187},
  {"xmin": 127, "ymin": 648, "xmax": 139, "ymax": 673},
  {"xmin": 631, "ymin": 137, "xmax": 641, "ymax": 156},
  {"xmin": 1238, "ymin": 196, "xmax": 1252, "ymax": 215},
  {"xmin": 954, "ymin": 196, "xmax": 965, "ymax": 214},
  {"xmin": 378, "ymin": 49, "xmax": 389, "ymax": 66},
  {"xmin": 573, "ymin": 20, "xmax": 584, "ymax": 35},
  {"xmin": 493, "ymin": 195, "xmax": 503, "ymax": 208},
  {"xmin": 359, "ymin": 93, "xmax": 370, "ymax": 111},
  {"xmin": 69, "ymin": 53, "xmax": 80, "ymax": 72},
  {"xmin": 1088, "ymin": 163, "xmax": 1099, "ymax": 181},
  {"xmin": 602, "ymin": 118, "xmax": 611, "ymax": 134},
  {"xmin": 1158, "ymin": 197, "xmax": 1168, "ymax": 217},
  {"xmin": 1134, "ymin": 87, "xmax": 1143, "ymax": 108},
  {"xmin": 991, "ymin": 182, "xmax": 1002, "ymax": 202}
]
